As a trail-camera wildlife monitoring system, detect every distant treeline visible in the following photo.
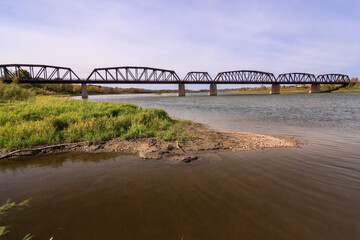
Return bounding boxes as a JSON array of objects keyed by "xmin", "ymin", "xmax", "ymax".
[
  {"xmin": 220, "ymin": 77, "xmax": 359, "ymax": 93},
  {"xmin": 0, "ymin": 82, "xmax": 209, "ymax": 96},
  {"xmin": 18, "ymin": 83, "xmax": 158, "ymax": 95}
]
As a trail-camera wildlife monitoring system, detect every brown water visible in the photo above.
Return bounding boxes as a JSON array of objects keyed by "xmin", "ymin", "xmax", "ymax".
[{"xmin": 1, "ymin": 93, "xmax": 360, "ymax": 239}]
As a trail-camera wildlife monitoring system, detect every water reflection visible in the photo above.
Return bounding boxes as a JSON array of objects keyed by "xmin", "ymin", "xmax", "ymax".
[{"xmin": 0, "ymin": 152, "xmax": 124, "ymax": 172}]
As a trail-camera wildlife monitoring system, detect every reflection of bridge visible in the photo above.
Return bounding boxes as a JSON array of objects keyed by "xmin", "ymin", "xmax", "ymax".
[{"xmin": 0, "ymin": 64, "xmax": 351, "ymax": 98}]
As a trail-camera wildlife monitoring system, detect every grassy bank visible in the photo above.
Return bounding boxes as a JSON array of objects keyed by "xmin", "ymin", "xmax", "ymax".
[
  {"xmin": 226, "ymin": 85, "xmax": 311, "ymax": 94},
  {"xmin": 0, "ymin": 84, "xmax": 192, "ymax": 149},
  {"xmin": 17, "ymin": 83, "xmax": 158, "ymax": 96},
  {"xmin": 330, "ymin": 81, "xmax": 360, "ymax": 92},
  {"xmin": 6, "ymin": 83, "xmax": 209, "ymax": 96},
  {"xmin": 224, "ymin": 79, "xmax": 360, "ymax": 94}
]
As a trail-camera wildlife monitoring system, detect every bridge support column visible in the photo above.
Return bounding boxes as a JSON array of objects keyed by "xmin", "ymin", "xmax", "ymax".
[
  {"xmin": 309, "ymin": 83, "xmax": 320, "ymax": 93},
  {"xmin": 81, "ymin": 83, "xmax": 88, "ymax": 99},
  {"xmin": 209, "ymin": 83, "xmax": 217, "ymax": 96},
  {"xmin": 178, "ymin": 83, "xmax": 185, "ymax": 97},
  {"xmin": 270, "ymin": 83, "xmax": 280, "ymax": 94}
]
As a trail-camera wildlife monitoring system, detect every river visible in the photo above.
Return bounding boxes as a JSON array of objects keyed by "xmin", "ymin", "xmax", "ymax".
[{"xmin": 1, "ymin": 92, "xmax": 359, "ymax": 239}]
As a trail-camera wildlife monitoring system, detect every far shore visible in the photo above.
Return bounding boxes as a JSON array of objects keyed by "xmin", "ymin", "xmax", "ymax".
[
  {"xmin": 0, "ymin": 121, "xmax": 300, "ymax": 163},
  {"xmin": 14, "ymin": 80, "xmax": 360, "ymax": 97}
]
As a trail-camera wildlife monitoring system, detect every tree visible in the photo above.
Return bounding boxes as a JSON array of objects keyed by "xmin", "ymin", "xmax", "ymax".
[
  {"xmin": 350, "ymin": 77, "xmax": 359, "ymax": 83},
  {"xmin": 14, "ymin": 69, "xmax": 31, "ymax": 80}
]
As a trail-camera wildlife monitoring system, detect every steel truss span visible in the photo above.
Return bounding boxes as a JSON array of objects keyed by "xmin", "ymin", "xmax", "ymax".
[
  {"xmin": 214, "ymin": 70, "xmax": 277, "ymax": 83},
  {"xmin": 277, "ymin": 73, "xmax": 316, "ymax": 83},
  {"xmin": 0, "ymin": 64, "xmax": 80, "ymax": 82},
  {"xmin": 183, "ymin": 72, "xmax": 213, "ymax": 82},
  {"xmin": 316, "ymin": 74, "xmax": 350, "ymax": 83},
  {"xmin": 0, "ymin": 64, "xmax": 351, "ymax": 84},
  {"xmin": 277, "ymin": 73, "xmax": 351, "ymax": 84},
  {"xmin": 86, "ymin": 66, "xmax": 181, "ymax": 83}
]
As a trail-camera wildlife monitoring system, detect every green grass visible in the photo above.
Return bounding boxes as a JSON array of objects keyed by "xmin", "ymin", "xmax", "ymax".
[
  {"xmin": 331, "ymin": 81, "xmax": 360, "ymax": 92},
  {"xmin": 333, "ymin": 89, "xmax": 360, "ymax": 93},
  {"xmin": 0, "ymin": 95, "xmax": 192, "ymax": 149}
]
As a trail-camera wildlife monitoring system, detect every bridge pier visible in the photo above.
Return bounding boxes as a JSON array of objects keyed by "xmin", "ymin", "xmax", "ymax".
[
  {"xmin": 309, "ymin": 83, "xmax": 320, "ymax": 93},
  {"xmin": 270, "ymin": 83, "xmax": 280, "ymax": 94},
  {"xmin": 81, "ymin": 83, "xmax": 88, "ymax": 99},
  {"xmin": 178, "ymin": 83, "xmax": 185, "ymax": 97},
  {"xmin": 209, "ymin": 83, "xmax": 217, "ymax": 96}
]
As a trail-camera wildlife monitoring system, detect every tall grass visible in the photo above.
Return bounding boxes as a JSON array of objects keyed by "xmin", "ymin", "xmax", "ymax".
[
  {"xmin": 0, "ymin": 82, "xmax": 34, "ymax": 103},
  {"xmin": 0, "ymin": 199, "xmax": 32, "ymax": 240},
  {"xmin": 0, "ymin": 96, "xmax": 190, "ymax": 149}
]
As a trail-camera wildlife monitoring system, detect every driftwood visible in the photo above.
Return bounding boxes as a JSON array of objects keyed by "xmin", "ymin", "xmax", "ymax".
[
  {"xmin": 0, "ymin": 143, "xmax": 80, "ymax": 160},
  {"xmin": 176, "ymin": 141, "xmax": 186, "ymax": 153}
]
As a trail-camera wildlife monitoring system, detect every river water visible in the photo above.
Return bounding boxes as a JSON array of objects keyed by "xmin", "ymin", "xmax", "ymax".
[{"xmin": 1, "ymin": 92, "xmax": 359, "ymax": 239}]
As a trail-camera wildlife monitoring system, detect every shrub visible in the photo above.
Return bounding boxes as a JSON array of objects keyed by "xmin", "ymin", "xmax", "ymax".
[
  {"xmin": 51, "ymin": 117, "xmax": 69, "ymax": 131},
  {"xmin": 14, "ymin": 69, "xmax": 32, "ymax": 80},
  {"xmin": 0, "ymin": 82, "xmax": 34, "ymax": 102}
]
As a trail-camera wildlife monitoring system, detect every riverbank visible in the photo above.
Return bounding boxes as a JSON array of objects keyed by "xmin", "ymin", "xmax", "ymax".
[
  {"xmin": 0, "ymin": 86, "xmax": 299, "ymax": 162},
  {"xmin": 4, "ymin": 78, "xmax": 360, "ymax": 98},
  {"xmin": 223, "ymin": 80, "xmax": 360, "ymax": 94},
  {"xmin": 0, "ymin": 121, "xmax": 299, "ymax": 162},
  {"xmin": 11, "ymin": 82, "xmax": 206, "ymax": 96}
]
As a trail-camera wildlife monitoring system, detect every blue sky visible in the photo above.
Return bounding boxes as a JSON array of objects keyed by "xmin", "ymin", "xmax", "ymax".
[{"xmin": 0, "ymin": 0, "xmax": 359, "ymax": 89}]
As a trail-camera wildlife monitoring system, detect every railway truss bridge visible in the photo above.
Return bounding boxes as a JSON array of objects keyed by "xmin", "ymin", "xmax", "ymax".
[{"xmin": 0, "ymin": 64, "xmax": 350, "ymax": 98}]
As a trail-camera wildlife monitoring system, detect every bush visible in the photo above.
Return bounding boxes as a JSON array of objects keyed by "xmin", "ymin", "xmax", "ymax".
[
  {"xmin": 0, "ymin": 82, "xmax": 34, "ymax": 102},
  {"xmin": 14, "ymin": 69, "xmax": 32, "ymax": 80}
]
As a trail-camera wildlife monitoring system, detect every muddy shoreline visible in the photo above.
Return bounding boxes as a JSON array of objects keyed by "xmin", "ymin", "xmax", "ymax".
[{"xmin": 0, "ymin": 123, "xmax": 300, "ymax": 163}]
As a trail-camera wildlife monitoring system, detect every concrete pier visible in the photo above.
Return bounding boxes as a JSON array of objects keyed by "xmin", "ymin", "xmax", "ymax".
[
  {"xmin": 270, "ymin": 83, "xmax": 280, "ymax": 94},
  {"xmin": 178, "ymin": 83, "xmax": 185, "ymax": 97},
  {"xmin": 209, "ymin": 83, "xmax": 217, "ymax": 96},
  {"xmin": 81, "ymin": 83, "xmax": 88, "ymax": 99},
  {"xmin": 309, "ymin": 83, "xmax": 320, "ymax": 93}
]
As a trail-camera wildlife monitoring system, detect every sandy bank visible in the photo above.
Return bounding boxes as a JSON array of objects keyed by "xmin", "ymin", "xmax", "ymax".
[{"xmin": 0, "ymin": 122, "xmax": 300, "ymax": 163}]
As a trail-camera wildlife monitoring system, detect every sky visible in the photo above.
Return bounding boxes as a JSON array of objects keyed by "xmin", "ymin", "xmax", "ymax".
[{"xmin": 0, "ymin": 0, "xmax": 359, "ymax": 90}]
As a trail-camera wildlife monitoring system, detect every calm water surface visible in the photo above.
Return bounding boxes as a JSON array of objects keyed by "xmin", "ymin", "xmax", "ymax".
[{"xmin": 1, "ymin": 92, "xmax": 359, "ymax": 239}]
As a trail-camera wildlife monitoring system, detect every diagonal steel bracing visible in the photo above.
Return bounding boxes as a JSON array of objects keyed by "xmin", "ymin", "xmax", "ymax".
[
  {"xmin": 0, "ymin": 64, "xmax": 80, "ymax": 82},
  {"xmin": 0, "ymin": 64, "xmax": 351, "ymax": 85},
  {"xmin": 214, "ymin": 70, "xmax": 276, "ymax": 83},
  {"xmin": 86, "ymin": 66, "xmax": 181, "ymax": 82},
  {"xmin": 277, "ymin": 73, "xmax": 316, "ymax": 83},
  {"xmin": 316, "ymin": 74, "xmax": 350, "ymax": 83},
  {"xmin": 183, "ymin": 72, "xmax": 213, "ymax": 82}
]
